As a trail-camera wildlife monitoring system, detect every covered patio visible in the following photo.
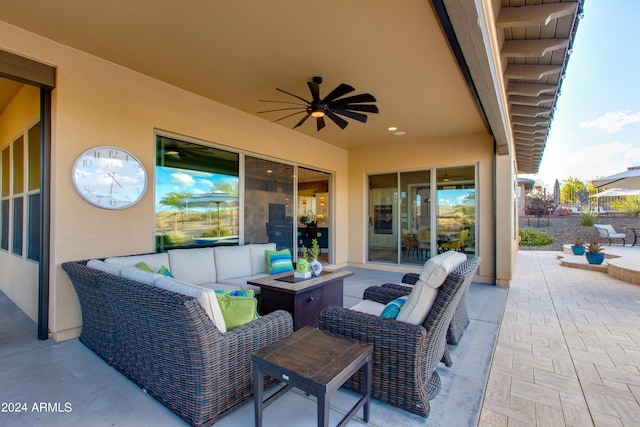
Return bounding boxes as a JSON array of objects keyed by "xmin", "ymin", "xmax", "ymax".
[{"xmin": 2, "ymin": 249, "xmax": 639, "ymax": 426}]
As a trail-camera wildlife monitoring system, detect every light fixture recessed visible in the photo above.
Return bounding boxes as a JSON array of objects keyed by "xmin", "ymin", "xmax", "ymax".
[
  {"xmin": 394, "ymin": 131, "xmax": 406, "ymax": 136},
  {"xmin": 388, "ymin": 126, "xmax": 397, "ymax": 131}
]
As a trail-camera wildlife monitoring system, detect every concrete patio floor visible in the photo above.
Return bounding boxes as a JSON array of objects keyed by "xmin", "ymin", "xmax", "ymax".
[
  {"xmin": 2, "ymin": 248, "xmax": 639, "ymax": 426},
  {"xmin": 479, "ymin": 249, "xmax": 640, "ymax": 427}
]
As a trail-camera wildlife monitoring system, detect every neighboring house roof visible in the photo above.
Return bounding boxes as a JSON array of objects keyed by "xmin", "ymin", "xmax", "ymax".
[{"xmin": 0, "ymin": 0, "xmax": 582, "ymax": 172}]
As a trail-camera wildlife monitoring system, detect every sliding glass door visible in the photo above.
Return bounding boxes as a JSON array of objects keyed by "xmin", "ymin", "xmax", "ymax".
[{"xmin": 368, "ymin": 165, "xmax": 476, "ymax": 266}]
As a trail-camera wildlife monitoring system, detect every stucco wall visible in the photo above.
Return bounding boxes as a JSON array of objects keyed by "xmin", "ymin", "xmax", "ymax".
[
  {"xmin": 0, "ymin": 85, "xmax": 40, "ymax": 320},
  {"xmin": 347, "ymin": 132, "xmax": 496, "ymax": 283},
  {"xmin": 0, "ymin": 21, "xmax": 350, "ymax": 340}
]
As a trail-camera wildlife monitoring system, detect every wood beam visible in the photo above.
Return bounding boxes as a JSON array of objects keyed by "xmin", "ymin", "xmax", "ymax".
[
  {"xmin": 502, "ymin": 39, "xmax": 569, "ymax": 58},
  {"xmin": 497, "ymin": 3, "xmax": 578, "ymax": 28},
  {"xmin": 0, "ymin": 49, "xmax": 56, "ymax": 89},
  {"xmin": 504, "ymin": 64, "xmax": 562, "ymax": 80}
]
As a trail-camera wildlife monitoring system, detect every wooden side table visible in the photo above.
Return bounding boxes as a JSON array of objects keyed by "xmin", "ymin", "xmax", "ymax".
[{"xmin": 252, "ymin": 326, "xmax": 372, "ymax": 427}]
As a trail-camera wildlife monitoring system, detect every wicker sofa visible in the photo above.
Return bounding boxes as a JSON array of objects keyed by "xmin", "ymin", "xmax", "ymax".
[
  {"xmin": 319, "ymin": 256, "xmax": 480, "ymax": 418},
  {"xmin": 62, "ymin": 245, "xmax": 294, "ymax": 427}
]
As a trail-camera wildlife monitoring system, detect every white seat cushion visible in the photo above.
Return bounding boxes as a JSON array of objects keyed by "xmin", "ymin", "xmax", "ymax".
[
  {"xmin": 153, "ymin": 277, "xmax": 227, "ymax": 333},
  {"xmin": 396, "ymin": 251, "xmax": 467, "ymax": 325},
  {"xmin": 214, "ymin": 246, "xmax": 252, "ymax": 280},
  {"xmin": 168, "ymin": 248, "xmax": 216, "ymax": 285},
  {"xmin": 249, "ymin": 243, "xmax": 277, "ymax": 275},
  {"xmin": 350, "ymin": 300, "xmax": 386, "ymax": 316}
]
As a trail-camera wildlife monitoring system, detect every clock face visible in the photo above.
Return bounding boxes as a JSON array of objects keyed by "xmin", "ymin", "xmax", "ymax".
[{"xmin": 72, "ymin": 146, "xmax": 147, "ymax": 209}]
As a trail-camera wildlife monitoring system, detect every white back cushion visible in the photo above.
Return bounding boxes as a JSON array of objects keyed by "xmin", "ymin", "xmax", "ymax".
[
  {"xmin": 87, "ymin": 259, "xmax": 122, "ymax": 276},
  {"xmin": 249, "ymin": 243, "xmax": 277, "ymax": 275},
  {"xmin": 397, "ymin": 251, "xmax": 467, "ymax": 325},
  {"xmin": 120, "ymin": 266, "xmax": 161, "ymax": 285},
  {"xmin": 104, "ymin": 253, "xmax": 170, "ymax": 273},
  {"xmin": 214, "ymin": 246, "xmax": 252, "ymax": 280},
  {"xmin": 168, "ymin": 248, "xmax": 216, "ymax": 285},
  {"xmin": 153, "ymin": 277, "xmax": 227, "ymax": 333}
]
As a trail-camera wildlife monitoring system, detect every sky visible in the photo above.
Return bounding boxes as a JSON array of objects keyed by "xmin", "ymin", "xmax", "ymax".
[{"xmin": 520, "ymin": 1, "xmax": 640, "ymax": 189}]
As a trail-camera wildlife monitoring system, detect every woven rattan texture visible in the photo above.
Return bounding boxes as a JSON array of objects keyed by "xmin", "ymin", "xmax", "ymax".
[
  {"xmin": 318, "ymin": 256, "xmax": 480, "ymax": 418},
  {"xmin": 62, "ymin": 260, "xmax": 293, "ymax": 426}
]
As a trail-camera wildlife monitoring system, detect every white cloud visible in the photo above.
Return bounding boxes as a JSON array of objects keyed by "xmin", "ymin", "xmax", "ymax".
[
  {"xmin": 533, "ymin": 141, "xmax": 633, "ymax": 186},
  {"xmin": 170, "ymin": 172, "xmax": 195, "ymax": 187},
  {"xmin": 580, "ymin": 111, "xmax": 640, "ymax": 133}
]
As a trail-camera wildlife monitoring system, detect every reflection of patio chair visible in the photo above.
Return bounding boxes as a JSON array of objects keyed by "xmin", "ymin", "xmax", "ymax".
[
  {"xmin": 402, "ymin": 229, "xmax": 419, "ymax": 256},
  {"xmin": 418, "ymin": 228, "xmax": 431, "ymax": 259},
  {"xmin": 440, "ymin": 229, "xmax": 469, "ymax": 252}
]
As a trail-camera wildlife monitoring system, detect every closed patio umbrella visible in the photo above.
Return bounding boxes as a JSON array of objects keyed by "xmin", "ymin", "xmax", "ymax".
[
  {"xmin": 181, "ymin": 192, "xmax": 238, "ymax": 239},
  {"xmin": 591, "ymin": 166, "xmax": 640, "ymax": 189}
]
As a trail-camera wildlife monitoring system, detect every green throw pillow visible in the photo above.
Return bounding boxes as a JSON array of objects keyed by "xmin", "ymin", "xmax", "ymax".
[
  {"xmin": 214, "ymin": 290, "xmax": 258, "ymax": 331},
  {"xmin": 265, "ymin": 249, "xmax": 294, "ymax": 274},
  {"xmin": 135, "ymin": 261, "xmax": 153, "ymax": 272}
]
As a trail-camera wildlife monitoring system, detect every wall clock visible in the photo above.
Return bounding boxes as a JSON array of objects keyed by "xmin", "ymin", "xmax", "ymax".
[{"xmin": 72, "ymin": 146, "xmax": 147, "ymax": 209}]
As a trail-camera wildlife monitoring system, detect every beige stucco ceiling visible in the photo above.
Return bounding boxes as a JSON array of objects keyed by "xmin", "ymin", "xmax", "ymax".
[
  {"xmin": 0, "ymin": 0, "xmax": 485, "ymax": 151},
  {"xmin": 0, "ymin": 0, "xmax": 582, "ymax": 173}
]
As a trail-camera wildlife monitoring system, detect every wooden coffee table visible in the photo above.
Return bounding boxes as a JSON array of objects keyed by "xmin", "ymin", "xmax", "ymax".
[
  {"xmin": 252, "ymin": 326, "xmax": 372, "ymax": 427},
  {"xmin": 247, "ymin": 270, "xmax": 354, "ymax": 330}
]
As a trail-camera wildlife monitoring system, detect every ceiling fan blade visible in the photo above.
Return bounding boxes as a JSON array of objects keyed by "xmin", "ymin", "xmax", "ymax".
[
  {"xmin": 272, "ymin": 110, "xmax": 306, "ymax": 123},
  {"xmin": 322, "ymin": 83, "xmax": 355, "ymax": 103},
  {"xmin": 325, "ymin": 111, "xmax": 349, "ymax": 129},
  {"xmin": 293, "ymin": 113, "xmax": 311, "ymax": 128},
  {"xmin": 330, "ymin": 109, "xmax": 368, "ymax": 123},
  {"xmin": 258, "ymin": 107, "xmax": 307, "ymax": 114},
  {"xmin": 259, "ymin": 99, "xmax": 309, "ymax": 107},
  {"xmin": 331, "ymin": 93, "xmax": 377, "ymax": 104},
  {"xmin": 276, "ymin": 88, "xmax": 311, "ymax": 104},
  {"xmin": 317, "ymin": 116, "xmax": 325, "ymax": 131},
  {"xmin": 307, "ymin": 81, "xmax": 321, "ymax": 101},
  {"xmin": 335, "ymin": 104, "xmax": 379, "ymax": 114}
]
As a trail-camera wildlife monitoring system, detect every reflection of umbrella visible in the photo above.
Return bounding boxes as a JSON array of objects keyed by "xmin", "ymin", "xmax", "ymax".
[
  {"xmin": 553, "ymin": 179, "xmax": 560, "ymax": 207},
  {"xmin": 589, "ymin": 189, "xmax": 640, "ymax": 198},
  {"xmin": 591, "ymin": 166, "xmax": 640, "ymax": 189},
  {"xmin": 181, "ymin": 192, "xmax": 238, "ymax": 239}
]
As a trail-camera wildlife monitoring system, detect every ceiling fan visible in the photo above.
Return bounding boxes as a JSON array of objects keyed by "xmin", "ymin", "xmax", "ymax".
[{"xmin": 258, "ymin": 76, "xmax": 379, "ymax": 131}]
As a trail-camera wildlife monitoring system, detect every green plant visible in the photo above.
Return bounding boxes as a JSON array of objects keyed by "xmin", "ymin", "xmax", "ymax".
[
  {"xmin": 611, "ymin": 196, "xmax": 640, "ymax": 217},
  {"xmin": 310, "ymin": 239, "xmax": 320, "ymax": 259},
  {"xmin": 518, "ymin": 228, "xmax": 555, "ymax": 246},
  {"xmin": 580, "ymin": 211, "xmax": 595, "ymax": 226},
  {"xmin": 573, "ymin": 236, "xmax": 585, "ymax": 247},
  {"xmin": 587, "ymin": 241, "xmax": 602, "ymax": 253}
]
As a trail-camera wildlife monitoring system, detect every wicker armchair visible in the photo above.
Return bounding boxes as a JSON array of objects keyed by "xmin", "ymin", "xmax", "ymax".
[
  {"xmin": 393, "ymin": 267, "xmax": 471, "ymax": 346},
  {"xmin": 62, "ymin": 260, "xmax": 293, "ymax": 427},
  {"xmin": 318, "ymin": 256, "xmax": 480, "ymax": 418}
]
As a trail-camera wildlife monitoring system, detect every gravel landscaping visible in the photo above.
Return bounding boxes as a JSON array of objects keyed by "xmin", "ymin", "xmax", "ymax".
[{"xmin": 518, "ymin": 215, "xmax": 639, "ymax": 251}]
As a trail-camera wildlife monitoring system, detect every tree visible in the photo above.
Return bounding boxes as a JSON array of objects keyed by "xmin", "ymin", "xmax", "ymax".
[
  {"xmin": 159, "ymin": 191, "xmax": 193, "ymax": 231},
  {"xmin": 525, "ymin": 184, "xmax": 555, "ymax": 226},
  {"xmin": 560, "ymin": 177, "xmax": 586, "ymax": 205}
]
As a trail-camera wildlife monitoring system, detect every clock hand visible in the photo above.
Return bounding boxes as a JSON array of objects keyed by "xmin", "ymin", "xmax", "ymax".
[{"xmin": 108, "ymin": 172, "xmax": 125, "ymax": 190}]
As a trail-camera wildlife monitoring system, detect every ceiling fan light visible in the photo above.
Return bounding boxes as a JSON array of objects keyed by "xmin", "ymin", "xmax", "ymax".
[{"xmin": 310, "ymin": 108, "xmax": 325, "ymax": 118}]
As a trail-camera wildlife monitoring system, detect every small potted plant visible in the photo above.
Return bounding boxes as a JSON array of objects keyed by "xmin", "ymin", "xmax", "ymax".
[
  {"xmin": 308, "ymin": 238, "xmax": 323, "ymax": 276},
  {"xmin": 585, "ymin": 241, "xmax": 605, "ymax": 265},
  {"xmin": 571, "ymin": 236, "xmax": 586, "ymax": 255}
]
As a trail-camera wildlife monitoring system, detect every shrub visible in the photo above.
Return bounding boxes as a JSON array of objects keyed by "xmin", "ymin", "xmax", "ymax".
[
  {"xmin": 554, "ymin": 206, "xmax": 573, "ymax": 216},
  {"xmin": 580, "ymin": 211, "xmax": 595, "ymax": 226},
  {"xmin": 611, "ymin": 196, "xmax": 640, "ymax": 217},
  {"xmin": 519, "ymin": 228, "xmax": 555, "ymax": 246}
]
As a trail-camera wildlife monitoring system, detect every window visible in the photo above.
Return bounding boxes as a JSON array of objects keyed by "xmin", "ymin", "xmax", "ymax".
[{"xmin": 155, "ymin": 135, "xmax": 240, "ymax": 251}]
